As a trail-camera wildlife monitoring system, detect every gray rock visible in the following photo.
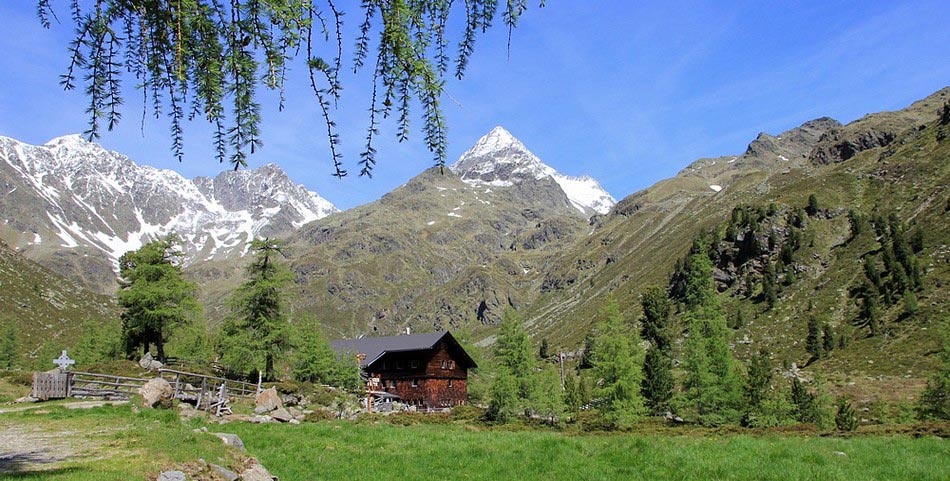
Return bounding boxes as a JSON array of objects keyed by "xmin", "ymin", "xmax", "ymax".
[
  {"xmin": 271, "ymin": 407, "xmax": 294, "ymax": 423},
  {"xmin": 139, "ymin": 352, "xmax": 154, "ymax": 370},
  {"xmin": 139, "ymin": 377, "xmax": 174, "ymax": 408},
  {"xmin": 254, "ymin": 387, "xmax": 282, "ymax": 414},
  {"xmin": 241, "ymin": 463, "xmax": 277, "ymax": 481},
  {"xmin": 138, "ymin": 353, "xmax": 164, "ymax": 371},
  {"xmin": 210, "ymin": 432, "xmax": 246, "ymax": 452},
  {"xmin": 157, "ymin": 470, "xmax": 187, "ymax": 481},
  {"xmin": 210, "ymin": 464, "xmax": 239, "ymax": 481}
]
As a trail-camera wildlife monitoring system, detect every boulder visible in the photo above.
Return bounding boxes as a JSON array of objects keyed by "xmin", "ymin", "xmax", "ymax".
[
  {"xmin": 210, "ymin": 432, "xmax": 246, "ymax": 452},
  {"xmin": 271, "ymin": 407, "xmax": 294, "ymax": 423},
  {"xmin": 210, "ymin": 464, "xmax": 239, "ymax": 481},
  {"xmin": 157, "ymin": 471, "xmax": 187, "ymax": 481},
  {"xmin": 241, "ymin": 463, "xmax": 277, "ymax": 481},
  {"xmin": 139, "ymin": 377, "xmax": 174, "ymax": 408},
  {"xmin": 138, "ymin": 353, "xmax": 164, "ymax": 371},
  {"xmin": 254, "ymin": 387, "xmax": 282, "ymax": 414}
]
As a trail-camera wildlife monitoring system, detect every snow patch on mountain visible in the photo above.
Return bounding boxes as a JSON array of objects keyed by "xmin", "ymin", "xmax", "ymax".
[
  {"xmin": 450, "ymin": 126, "xmax": 615, "ymax": 215},
  {"xmin": 0, "ymin": 134, "xmax": 339, "ymax": 268}
]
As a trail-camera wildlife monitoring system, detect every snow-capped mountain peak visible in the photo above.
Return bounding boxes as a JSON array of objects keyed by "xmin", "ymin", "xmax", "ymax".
[
  {"xmin": 0, "ymin": 134, "xmax": 339, "ymax": 275},
  {"xmin": 450, "ymin": 126, "xmax": 615, "ymax": 215}
]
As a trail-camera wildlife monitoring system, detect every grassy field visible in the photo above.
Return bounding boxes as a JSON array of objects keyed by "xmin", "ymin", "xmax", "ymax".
[
  {"xmin": 1, "ymin": 403, "xmax": 947, "ymax": 480},
  {"xmin": 0, "ymin": 404, "xmax": 240, "ymax": 480},
  {"xmin": 226, "ymin": 421, "xmax": 949, "ymax": 481}
]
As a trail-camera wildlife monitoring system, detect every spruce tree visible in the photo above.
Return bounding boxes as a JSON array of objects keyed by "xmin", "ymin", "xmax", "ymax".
[
  {"xmin": 640, "ymin": 286, "xmax": 673, "ymax": 350},
  {"xmin": 539, "ymin": 338, "xmax": 550, "ymax": 359},
  {"xmin": 806, "ymin": 194, "xmax": 820, "ymax": 216},
  {"xmin": 639, "ymin": 286, "xmax": 675, "ymax": 414},
  {"xmin": 822, "ymin": 325, "xmax": 835, "ymax": 355},
  {"xmin": 790, "ymin": 378, "xmax": 819, "ymax": 424},
  {"xmin": 642, "ymin": 347, "xmax": 674, "ymax": 414}
]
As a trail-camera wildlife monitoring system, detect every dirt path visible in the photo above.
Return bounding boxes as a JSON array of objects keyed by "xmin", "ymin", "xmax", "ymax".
[
  {"xmin": 0, "ymin": 401, "xmax": 128, "ymax": 474},
  {"xmin": 0, "ymin": 399, "xmax": 128, "ymax": 414}
]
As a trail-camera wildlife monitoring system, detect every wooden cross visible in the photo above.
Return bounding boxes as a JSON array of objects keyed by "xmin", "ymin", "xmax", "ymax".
[{"xmin": 53, "ymin": 350, "xmax": 75, "ymax": 371}]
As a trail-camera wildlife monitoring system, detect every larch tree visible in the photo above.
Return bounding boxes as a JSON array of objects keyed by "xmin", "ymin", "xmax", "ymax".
[
  {"xmin": 117, "ymin": 235, "xmax": 199, "ymax": 362},
  {"xmin": 221, "ymin": 237, "xmax": 293, "ymax": 380},
  {"xmin": 488, "ymin": 308, "xmax": 537, "ymax": 422},
  {"xmin": 37, "ymin": 0, "xmax": 544, "ymax": 177},
  {"xmin": 680, "ymin": 248, "xmax": 744, "ymax": 425},
  {"xmin": 590, "ymin": 298, "xmax": 645, "ymax": 429}
]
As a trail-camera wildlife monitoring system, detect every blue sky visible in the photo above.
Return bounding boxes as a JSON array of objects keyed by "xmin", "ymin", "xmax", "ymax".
[{"xmin": 1, "ymin": 1, "xmax": 948, "ymax": 210}]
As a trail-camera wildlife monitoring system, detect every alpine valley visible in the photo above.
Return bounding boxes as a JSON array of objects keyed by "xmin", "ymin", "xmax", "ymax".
[{"xmin": 2, "ymin": 88, "xmax": 948, "ymax": 405}]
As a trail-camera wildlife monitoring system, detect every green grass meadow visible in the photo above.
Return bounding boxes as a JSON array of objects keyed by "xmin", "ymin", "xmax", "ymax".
[
  {"xmin": 2, "ymin": 404, "xmax": 947, "ymax": 480},
  {"xmin": 226, "ymin": 421, "xmax": 949, "ymax": 481}
]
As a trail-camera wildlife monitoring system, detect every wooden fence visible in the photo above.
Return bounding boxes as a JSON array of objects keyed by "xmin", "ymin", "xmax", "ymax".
[{"xmin": 30, "ymin": 367, "xmax": 259, "ymax": 416}]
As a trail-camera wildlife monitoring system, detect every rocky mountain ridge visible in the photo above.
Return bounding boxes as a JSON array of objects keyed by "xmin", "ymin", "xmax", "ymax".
[{"xmin": 0, "ymin": 134, "xmax": 338, "ymax": 291}]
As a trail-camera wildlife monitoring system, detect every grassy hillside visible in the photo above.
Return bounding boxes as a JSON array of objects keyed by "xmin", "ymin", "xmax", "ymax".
[{"xmin": 0, "ymin": 239, "xmax": 118, "ymax": 363}]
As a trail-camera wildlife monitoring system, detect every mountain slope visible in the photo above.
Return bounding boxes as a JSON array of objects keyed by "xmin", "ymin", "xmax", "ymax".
[
  {"xmin": 0, "ymin": 238, "xmax": 118, "ymax": 360},
  {"xmin": 0, "ymin": 135, "xmax": 338, "ymax": 291},
  {"xmin": 513, "ymin": 87, "xmax": 949, "ymax": 403}
]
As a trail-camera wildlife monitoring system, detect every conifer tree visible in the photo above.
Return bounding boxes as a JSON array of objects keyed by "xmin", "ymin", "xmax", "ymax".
[
  {"xmin": 0, "ymin": 324, "xmax": 20, "ymax": 369},
  {"xmin": 591, "ymin": 298, "xmax": 646, "ymax": 428},
  {"xmin": 39, "ymin": 1, "xmax": 543, "ymax": 176},
  {"xmin": 640, "ymin": 286, "xmax": 673, "ymax": 350},
  {"xmin": 681, "ymin": 249, "xmax": 744, "ymax": 424},
  {"xmin": 220, "ymin": 238, "xmax": 293, "ymax": 380},
  {"xmin": 564, "ymin": 371, "xmax": 580, "ymax": 414},
  {"xmin": 822, "ymin": 325, "xmax": 835, "ymax": 355},
  {"xmin": 917, "ymin": 323, "xmax": 950, "ymax": 420},
  {"xmin": 488, "ymin": 308, "xmax": 538, "ymax": 422},
  {"xmin": 806, "ymin": 194, "xmax": 820, "ymax": 216},
  {"xmin": 790, "ymin": 378, "xmax": 819, "ymax": 424},
  {"xmin": 117, "ymin": 235, "xmax": 199, "ymax": 361},
  {"xmin": 292, "ymin": 319, "xmax": 351, "ymax": 386},
  {"xmin": 642, "ymin": 347, "xmax": 674, "ymax": 414},
  {"xmin": 639, "ymin": 285, "xmax": 674, "ymax": 413},
  {"xmin": 539, "ymin": 338, "xmax": 550, "ymax": 359},
  {"xmin": 835, "ymin": 398, "xmax": 859, "ymax": 431},
  {"xmin": 744, "ymin": 349, "xmax": 773, "ymax": 409}
]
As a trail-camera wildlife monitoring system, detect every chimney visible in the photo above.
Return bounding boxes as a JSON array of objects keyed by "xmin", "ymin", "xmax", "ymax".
[{"xmin": 405, "ymin": 326, "xmax": 411, "ymax": 335}]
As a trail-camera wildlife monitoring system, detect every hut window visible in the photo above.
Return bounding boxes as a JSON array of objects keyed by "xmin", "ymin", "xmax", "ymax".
[
  {"xmin": 411, "ymin": 379, "xmax": 419, "ymax": 388},
  {"xmin": 440, "ymin": 360, "xmax": 447, "ymax": 369},
  {"xmin": 410, "ymin": 359, "xmax": 419, "ymax": 369},
  {"xmin": 449, "ymin": 360, "xmax": 456, "ymax": 369},
  {"xmin": 396, "ymin": 360, "xmax": 403, "ymax": 369},
  {"xmin": 448, "ymin": 379, "xmax": 453, "ymax": 388}
]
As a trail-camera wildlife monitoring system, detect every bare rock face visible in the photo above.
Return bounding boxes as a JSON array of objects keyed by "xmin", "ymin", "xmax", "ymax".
[
  {"xmin": 254, "ymin": 387, "xmax": 282, "ymax": 414},
  {"xmin": 139, "ymin": 377, "xmax": 174, "ymax": 408}
]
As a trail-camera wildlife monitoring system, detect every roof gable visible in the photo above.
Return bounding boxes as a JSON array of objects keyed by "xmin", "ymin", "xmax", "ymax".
[{"xmin": 330, "ymin": 331, "xmax": 476, "ymax": 369}]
